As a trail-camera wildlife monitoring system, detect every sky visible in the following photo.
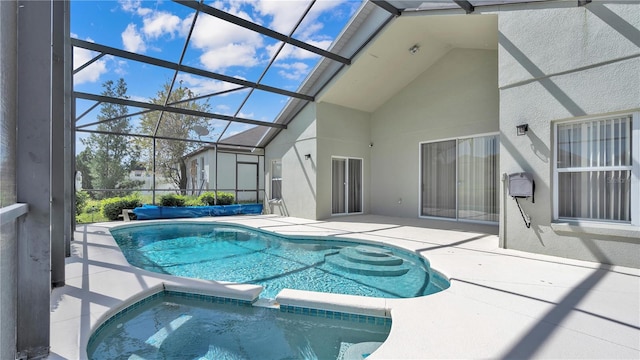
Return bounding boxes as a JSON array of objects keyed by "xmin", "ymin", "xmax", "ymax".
[{"xmin": 71, "ymin": 0, "xmax": 363, "ymax": 145}]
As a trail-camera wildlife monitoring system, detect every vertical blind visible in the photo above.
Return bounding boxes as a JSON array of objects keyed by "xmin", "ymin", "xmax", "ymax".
[
  {"xmin": 332, "ymin": 158, "xmax": 346, "ymax": 214},
  {"xmin": 421, "ymin": 135, "xmax": 499, "ymax": 222},
  {"xmin": 458, "ymin": 135, "xmax": 499, "ymax": 222},
  {"xmin": 348, "ymin": 158, "xmax": 362, "ymax": 213},
  {"xmin": 332, "ymin": 158, "xmax": 362, "ymax": 214},
  {"xmin": 557, "ymin": 116, "xmax": 632, "ymax": 222},
  {"xmin": 421, "ymin": 140, "xmax": 457, "ymax": 218}
]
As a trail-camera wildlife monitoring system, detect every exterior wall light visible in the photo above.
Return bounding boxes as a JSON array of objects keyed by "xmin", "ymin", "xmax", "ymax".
[
  {"xmin": 516, "ymin": 124, "xmax": 528, "ymax": 136},
  {"xmin": 409, "ymin": 44, "xmax": 420, "ymax": 55},
  {"xmin": 305, "ymin": 154, "xmax": 311, "ymax": 160}
]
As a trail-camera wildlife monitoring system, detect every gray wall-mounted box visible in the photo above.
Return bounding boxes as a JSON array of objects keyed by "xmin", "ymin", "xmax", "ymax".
[{"xmin": 509, "ymin": 172, "xmax": 534, "ymax": 198}]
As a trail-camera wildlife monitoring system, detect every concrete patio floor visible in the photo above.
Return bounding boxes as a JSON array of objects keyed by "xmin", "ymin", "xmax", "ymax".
[{"xmin": 49, "ymin": 215, "xmax": 640, "ymax": 359}]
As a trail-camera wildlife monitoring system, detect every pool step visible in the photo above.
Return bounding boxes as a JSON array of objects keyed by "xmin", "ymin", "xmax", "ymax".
[
  {"xmin": 326, "ymin": 247, "xmax": 409, "ymax": 277},
  {"xmin": 339, "ymin": 247, "xmax": 403, "ymax": 266},
  {"xmin": 354, "ymin": 245, "xmax": 393, "ymax": 257}
]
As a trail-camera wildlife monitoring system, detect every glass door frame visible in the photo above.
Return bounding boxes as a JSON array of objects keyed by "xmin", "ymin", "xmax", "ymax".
[
  {"xmin": 418, "ymin": 132, "xmax": 499, "ymax": 224},
  {"xmin": 331, "ymin": 156, "xmax": 363, "ymax": 216}
]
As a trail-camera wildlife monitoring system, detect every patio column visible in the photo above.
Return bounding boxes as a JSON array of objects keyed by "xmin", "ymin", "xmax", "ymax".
[{"xmin": 16, "ymin": 0, "xmax": 54, "ymax": 356}]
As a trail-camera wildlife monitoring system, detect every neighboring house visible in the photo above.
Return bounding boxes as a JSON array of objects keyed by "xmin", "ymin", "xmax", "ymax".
[
  {"xmin": 264, "ymin": 2, "xmax": 639, "ymax": 268},
  {"xmin": 183, "ymin": 127, "xmax": 266, "ymax": 203},
  {"xmin": 128, "ymin": 166, "xmax": 178, "ymax": 196}
]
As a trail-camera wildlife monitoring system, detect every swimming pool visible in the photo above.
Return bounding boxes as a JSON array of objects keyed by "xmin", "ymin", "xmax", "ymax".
[
  {"xmin": 88, "ymin": 290, "xmax": 392, "ymax": 360},
  {"xmin": 111, "ymin": 223, "xmax": 449, "ymax": 299}
]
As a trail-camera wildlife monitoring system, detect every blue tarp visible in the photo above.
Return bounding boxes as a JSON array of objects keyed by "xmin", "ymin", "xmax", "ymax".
[{"xmin": 132, "ymin": 203, "xmax": 263, "ymax": 220}]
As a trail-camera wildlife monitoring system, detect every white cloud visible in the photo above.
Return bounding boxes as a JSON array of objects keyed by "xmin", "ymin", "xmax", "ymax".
[
  {"xmin": 118, "ymin": 0, "xmax": 151, "ymax": 16},
  {"xmin": 254, "ymin": 0, "xmax": 310, "ymax": 34},
  {"xmin": 142, "ymin": 11, "xmax": 182, "ymax": 39},
  {"xmin": 72, "ymin": 39, "xmax": 108, "ymax": 85},
  {"xmin": 199, "ymin": 43, "xmax": 260, "ymax": 72},
  {"xmin": 276, "ymin": 62, "xmax": 309, "ymax": 81},
  {"xmin": 176, "ymin": 73, "xmax": 249, "ymax": 97},
  {"xmin": 113, "ymin": 60, "xmax": 128, "ymax": 76},
  {"xmin": 115, "ymin": 0, "xmax": 347, "ymax": 73},
  {"xmin": 236, "ymin": 111, "xmax": 255, "ymax": 119},
  {"xmin": 306, "ymin": 39, "xmax": 333, "ymax": 51},
  {"xmin": 119, "ymin": 1, "xmax": 183, "ymax": 53},
  {"xmin": 270, "ymin": 43, "xmax": 321, "ymax": 62},
  {"xmin": 118, "ymin": 0, "xmax": 141, "ymax": 13},
  {"xmin": 121, "ymin": 23, "xmax": 147, "ymax": 53},
  {"xmin": 189, "ymin": 4, "xmax": 264, "ymax": 72},
  {"xmin": 129, "ymin": 94, "xmax": 150, "ymax": 103},
  {"xmin": 136, "ymin": 7, "xmax": 152, "ymax": 16},
  {"xmin": 216, "ymin": 104, "xmax": 231, "ymax": 113},
  {"xmin": 191, "ymin": 4, "xmax": 262, "ymax": 49}
]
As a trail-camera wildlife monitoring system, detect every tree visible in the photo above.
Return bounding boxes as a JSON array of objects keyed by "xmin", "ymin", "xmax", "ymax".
[
  {"xmin": 81, "ymin": 78, "xmax": 140, "ymax": 199},
  {"xmin": 137, "ymin": 81, "xmax": 212, "ymax": 195},
  {"xmin": 75, "ymin": 147, "xmax": 94, "ymax": 193}
]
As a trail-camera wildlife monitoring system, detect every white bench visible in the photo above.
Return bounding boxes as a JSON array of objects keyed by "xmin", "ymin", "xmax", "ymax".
[{"xmin": 118, "ymin": 209, "xmax": 134, "ymax": 221}]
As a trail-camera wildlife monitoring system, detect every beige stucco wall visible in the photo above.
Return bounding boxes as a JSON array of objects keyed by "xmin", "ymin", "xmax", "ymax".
[
  {"xmin": 498, "ymin": 1, "xmax": 640, "ymax": 267},
  {"xmin": 265, "ymin": 103, "xmax": 319, "ymax": 219},
  {"xmin": 370, "ymin": 48, "xmax": 499, "ymax": 218},
  {"xmin": 316, "ymin": 102, "xmax": 372, "ymax": 219}
]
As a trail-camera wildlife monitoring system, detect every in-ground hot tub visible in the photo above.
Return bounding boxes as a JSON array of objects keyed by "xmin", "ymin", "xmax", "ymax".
[{"xmin": 87, "ymin": 290, "xmax": 392, "ymax": 360}]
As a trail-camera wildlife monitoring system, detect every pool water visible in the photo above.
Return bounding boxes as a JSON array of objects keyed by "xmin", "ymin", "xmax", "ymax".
[
  {"xmin": 87, "ymin": 291, "xmax": 391, "ymax": 360},
  {"xmin": 111, "ymin": 223, "xmax": 449, "ymax": 299}
]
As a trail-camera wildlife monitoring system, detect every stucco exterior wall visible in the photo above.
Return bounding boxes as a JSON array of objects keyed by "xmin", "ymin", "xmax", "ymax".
[
  {"xmin": 370, "ymin": 48, "xmax": 499, "ymax": 218},
  {"xmin": 498, "ymin": 2, "xmax": 640, "ymax": 267},
  {"xmin": 265, "ymin": 103, "xmax": 318, "ymax": 219},
  {"xmin": 316, "ymin": 102, "xmax": 371, "ymax": 219}
]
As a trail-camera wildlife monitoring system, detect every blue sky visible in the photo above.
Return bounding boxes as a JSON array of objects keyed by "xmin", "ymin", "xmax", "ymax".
[{"xmin": 72, "ymin": 0, "xmax": 362, "ymax": 143}]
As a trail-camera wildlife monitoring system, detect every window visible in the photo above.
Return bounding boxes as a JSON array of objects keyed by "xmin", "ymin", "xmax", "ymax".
[
  {"xmin": 332, "ymin": 157, "xmax": 362, "ymax": 214},
  {"xmin": 554, "ymin": 113, "xmax": 639, "ymax": 224},
  {"xmin": 420, "ymin": 134, "xmax": 499, "ymax": 222},
  {"xmin": 271, "ymin": 159, "xmax": 282, "ymax": 200}
]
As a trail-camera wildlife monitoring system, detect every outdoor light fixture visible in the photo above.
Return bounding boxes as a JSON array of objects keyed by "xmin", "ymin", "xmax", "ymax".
[
  {"xmin": 516, "ymin": 124, "xmax": 528, "ymax": 136},
  {"xmin": 409, "ymin": 44, "xmax": 420, "ymax": 55},
  {"xmin": 305, "ymin": 154, "xmax": 311, "ymax": 160}
]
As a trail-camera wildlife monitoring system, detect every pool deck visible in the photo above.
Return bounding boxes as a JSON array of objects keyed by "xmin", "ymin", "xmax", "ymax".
[{"xmin": 49, "ymin": 215, "xmax": 640, "ymax": 359}]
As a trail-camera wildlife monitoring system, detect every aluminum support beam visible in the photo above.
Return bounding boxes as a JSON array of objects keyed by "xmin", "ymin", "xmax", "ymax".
[
  {"xmin": 0, "ymin": 2, "xmax": 19, "ymax": 358},
  {"xmin": 74, "ymin": 92, "xmax": 288, "ymax": 129},
  {"xmin": 51, "ymin": 0, "xmax": 66, "ymax": 288},
  {"xmin": 371, "ymin": 1, "xmax": 401, "ymax": 16},
  {"xmin": 77, "ymin": 128, "xmax": 265, "ymax": 150},
  {"xmin": 453, "ymin": 0, "xmax": 475, "ymax": 14},
  {"xmin": 68, "ymin": 11, "xmax": 76, "ymax": 255},
  {"xmin": 70, "ymin": 38, "xmax": 314, "ymax": 102},
  {"xmin": 16, "ymin": 0, "xmax": 52, "ymax": 357}
]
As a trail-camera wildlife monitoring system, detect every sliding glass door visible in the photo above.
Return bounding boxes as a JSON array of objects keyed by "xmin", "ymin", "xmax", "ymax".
[
  {"xmin": 421, "ymin": 134, "xmax": 499, "ymax": 222},
  {"xmin": 421, "ymin": 140, "xmax": 457, "ymax": 218},
  {"xmin": 332, "ymin": 157, "xmax": 362, "ymax": 215}
]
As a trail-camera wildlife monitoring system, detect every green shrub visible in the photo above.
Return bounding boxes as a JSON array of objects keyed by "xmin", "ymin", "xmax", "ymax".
[
  {"xmin": 184, "ymin": 197, "xmax": 203, "ymax": 206},
  {"xmin": 102, "ymin": 195, "xmax": 142, "ymax": 221},
  {"xmin": 195, "ymin": 191, "xmax": 234, "ymax": 205},
  {"xmin": 159, "ymin": 194, "xmax": 186, "ymax": 207},
  {"xmin": 75, "ymin": 199, "xmax": 105, "ymax": 224},
  {"xmin": 75, "ymin": 191, "xmax": 89, "ymax": 215},
  {"xmin": 198, "ymin": 192, "xmax": 217, "ymax": 206},
  {"xmin": 216, "ymin": 192, "xmax": 234, "ymax": 205}
]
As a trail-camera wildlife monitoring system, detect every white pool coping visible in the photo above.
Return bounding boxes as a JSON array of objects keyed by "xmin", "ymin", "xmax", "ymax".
[{"xmin": 49, "ymin": 215, "xmax": 640, "ymax": 359}]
